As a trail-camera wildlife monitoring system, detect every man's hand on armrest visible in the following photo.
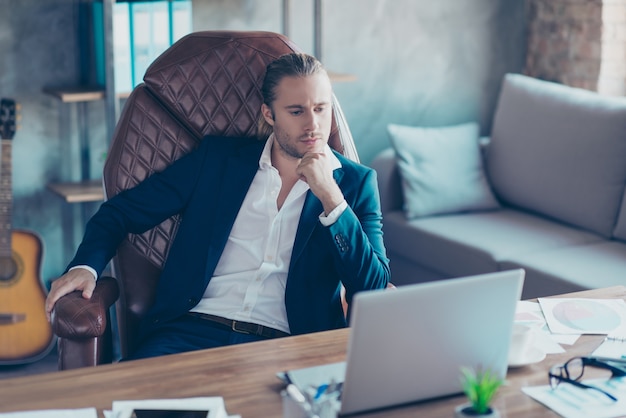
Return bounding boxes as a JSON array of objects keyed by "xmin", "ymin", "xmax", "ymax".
[{"xmin": 45, "ymin": 267, "xmax": 97, "ymax": 321}]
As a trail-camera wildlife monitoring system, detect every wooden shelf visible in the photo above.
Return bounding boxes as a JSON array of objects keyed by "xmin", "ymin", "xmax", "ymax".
[
  {"xmin": 47, "ymin": 179, "xmax": 104, "ymax": 203},
  {"xmin": 44, "ymin": 86, "xmax": 132, "ymax": 103},
  {"xmin": 328, "ymin": 71, "xmax": 357, "ymax": 83},
  {"xmin": 43, "ymin": 86, "xmax": 105, "ymax": 103}
]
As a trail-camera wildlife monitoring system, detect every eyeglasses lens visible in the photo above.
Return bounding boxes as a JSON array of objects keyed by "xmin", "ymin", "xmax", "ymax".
[
  {"xmin": 549, "ymin": 365, "xmax": 564, "ymax": 389},
  {"xmin": 565, "ymin": 358, "xmax": 584, "ymax": 380}
]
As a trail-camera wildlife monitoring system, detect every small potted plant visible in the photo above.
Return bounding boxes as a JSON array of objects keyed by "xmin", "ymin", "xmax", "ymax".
[{"xmin": 454, "ymin": 366, "xmax": 503, "ymax": 417}]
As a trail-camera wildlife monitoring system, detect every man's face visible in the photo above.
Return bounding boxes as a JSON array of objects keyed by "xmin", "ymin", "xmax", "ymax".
[{"xmin": 262, "ymin": 73, "xmax": 333, "ymax": 160}]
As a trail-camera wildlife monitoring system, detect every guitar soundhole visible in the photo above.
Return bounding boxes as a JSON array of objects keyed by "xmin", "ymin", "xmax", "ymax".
[{"xmin": 0, "ymin": 255, "xmax": 18, "ymax": 283}]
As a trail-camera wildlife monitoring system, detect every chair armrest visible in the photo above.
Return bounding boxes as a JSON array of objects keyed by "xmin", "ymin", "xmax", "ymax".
[{"xmin": 51, "ymin": 276, "xmax": 119, "ymax": 339}]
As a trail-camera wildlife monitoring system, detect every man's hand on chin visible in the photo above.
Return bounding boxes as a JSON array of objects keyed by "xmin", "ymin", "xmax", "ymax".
[{"xmin": 297, "ymin": 152, "xmax": 344, "ymax": 215}]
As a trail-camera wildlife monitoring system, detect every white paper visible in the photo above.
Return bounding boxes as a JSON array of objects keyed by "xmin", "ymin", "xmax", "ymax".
[
  {"xmin": 105, "ymin": 410, "xmax": 240, "ymax": 418},
  {"xmin": 0, "ymin": 409, "xmax": 98, "ymax": 418},
  {"xmin": 523, "ymin": 377, "xmax": 626, "ymax": 418},
  {"xmin": 538, "ymin": 298, "xmax": 626, "ymax": 335},
  {"xmin": 516, "ymin": 301, "xmax": 547, "ymax": 324},
  {"xmin": 111, "ymin": 397, "xmax": 228, "ymax": 418},
  {"xmin": 592, "ymin": 338, "xmax": 626, "ymax": 360}
]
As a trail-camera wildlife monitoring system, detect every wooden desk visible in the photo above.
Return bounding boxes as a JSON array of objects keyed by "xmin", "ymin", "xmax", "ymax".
[{"xmin": 1, "ymin": 286, "xmax": 625, "ymax": 417}]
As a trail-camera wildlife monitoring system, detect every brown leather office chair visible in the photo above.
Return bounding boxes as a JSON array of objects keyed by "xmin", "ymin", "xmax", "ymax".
[{"xmin": 50, "ymin": 31, "xmax": 361, "ymax": 370}]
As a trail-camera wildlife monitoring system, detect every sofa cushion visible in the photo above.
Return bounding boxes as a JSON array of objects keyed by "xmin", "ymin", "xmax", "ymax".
[
  {"xmin": 487, "ymin": 74, "xmax": 626, "ymax": 238},
  {"xmin": 612, "ymin": 193, "xmax": 626, "ymax": 242},
  {"xmin": 500, "ymin": 241, "xmax": 626, "ymax": 298},
  {"xmin": 382, "ymin": 208, "xmax": 604, "ymax": 279},
  {"xmin": 387, "ymin": 122, "xmax": 499, "ymax": 218}
]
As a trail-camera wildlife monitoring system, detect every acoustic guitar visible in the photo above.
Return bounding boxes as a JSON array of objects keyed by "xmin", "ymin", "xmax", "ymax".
[{"xmin": 0, "ymin": 98, "xmax": 54, "ymax": 365}]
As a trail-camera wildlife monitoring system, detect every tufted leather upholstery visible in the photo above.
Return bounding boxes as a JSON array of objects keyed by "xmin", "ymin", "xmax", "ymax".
[{"xmin": 51, "ymin": 31, "xmax": 359, "ymax": 370}]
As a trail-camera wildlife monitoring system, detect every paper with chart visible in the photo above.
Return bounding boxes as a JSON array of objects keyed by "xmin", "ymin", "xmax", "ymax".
[
  {"xmin": 538, "ymin": 298, "xmax": 626, "ymax": 335},
  {"xmin": 523, "ymin": 376, "xmax": 626, "ymax": 418}
]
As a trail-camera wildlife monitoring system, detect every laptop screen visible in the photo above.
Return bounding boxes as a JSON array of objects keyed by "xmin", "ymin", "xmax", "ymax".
[{"xmin": 340, "ymin": 269, "xmax": 524, "ymax": 415}]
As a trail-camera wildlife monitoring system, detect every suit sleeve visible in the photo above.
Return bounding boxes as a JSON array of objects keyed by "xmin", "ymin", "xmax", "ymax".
[
  {"xmin": 66, "ymin": 139, "xmax": 213, "ymax": 275},
  {"xmin": 326, "ymin": 167, "xmax": 391, "ymax": 307}
]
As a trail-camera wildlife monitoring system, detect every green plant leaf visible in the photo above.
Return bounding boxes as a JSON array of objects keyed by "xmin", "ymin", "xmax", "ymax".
[{"xmin": 459, "ymin": 366, "xmax": 503, "ymax": 414}]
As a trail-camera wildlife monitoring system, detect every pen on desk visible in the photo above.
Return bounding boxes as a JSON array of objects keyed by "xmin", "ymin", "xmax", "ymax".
[
  {"xmin": 314, "ymin": 384, "xmax": 329, "ymax": 401},
  {"xmin": 287, "ymin": 383, "xmax": 307, "ymax": 405},
  {"xmin": 312, "ymin": 380, "xmax": 342, "ymax": 405}
]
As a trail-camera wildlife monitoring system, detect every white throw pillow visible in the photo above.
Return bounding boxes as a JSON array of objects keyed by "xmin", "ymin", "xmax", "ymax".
[{"xmin": 387, "ymin": 122, "xmax": 500, "ymax": 218}]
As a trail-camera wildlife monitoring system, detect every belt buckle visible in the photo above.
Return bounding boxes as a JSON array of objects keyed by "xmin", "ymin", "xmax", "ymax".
[{"xmin": 231, "ymin": 320, "xmax": 251, "ymax": 335}]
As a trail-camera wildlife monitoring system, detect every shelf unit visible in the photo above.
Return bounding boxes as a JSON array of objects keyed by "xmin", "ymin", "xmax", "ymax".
[
  {"xmin": 44, "ymin": 0, "xmax": 117, "ymax": 204},
  {"xmin": 44, "ymin": 86, "xmax": 107, "ymax": 204},
  {"xmin": 44, "ymin": 88, "xmax": 130, "ymax": 203},
  {"xmin": 46, "ymin": 0, "xmax": 190, "ymax": 205}
]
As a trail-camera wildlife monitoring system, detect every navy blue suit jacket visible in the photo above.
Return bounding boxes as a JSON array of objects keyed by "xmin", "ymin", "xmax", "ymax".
[{"xmin": 69, "ymin": 135, "xmax": 390, "ymax": 338}]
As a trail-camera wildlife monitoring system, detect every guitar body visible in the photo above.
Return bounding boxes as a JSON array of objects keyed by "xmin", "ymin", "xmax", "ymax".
[
  {"xmin": 0, "ymin": 229, "xmax": 54, "ymax": 364},
  {"xmin": 0, "ymin": 98, "xmax": 54, "ymax": 365}
]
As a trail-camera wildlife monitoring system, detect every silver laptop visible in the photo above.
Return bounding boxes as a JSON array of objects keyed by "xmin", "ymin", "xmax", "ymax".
[{"xmin": 284, "ymin": 269, "xmax": 525, "ymax": 415}]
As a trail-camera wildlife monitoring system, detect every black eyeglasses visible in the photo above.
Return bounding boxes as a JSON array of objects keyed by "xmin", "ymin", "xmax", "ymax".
[{"xmin": 548, "ymin": 356, "xmax": 626, "ymax": 402}]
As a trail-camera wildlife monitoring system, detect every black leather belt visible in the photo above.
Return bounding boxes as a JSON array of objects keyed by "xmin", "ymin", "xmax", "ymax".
[{"xmin": 187, "ymin": 312, "xmax": 290, "ymax": 339}]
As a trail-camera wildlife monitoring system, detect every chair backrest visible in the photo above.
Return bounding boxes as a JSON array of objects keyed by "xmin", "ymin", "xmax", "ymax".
[{"xmin": 103, "ymin": 31, "xmax": 358, "ymax": 358}]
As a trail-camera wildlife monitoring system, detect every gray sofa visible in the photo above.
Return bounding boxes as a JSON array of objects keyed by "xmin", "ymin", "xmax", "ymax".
[{"xmin": 371, "ymin": 73, "xmax": 626, "ymax": 299}]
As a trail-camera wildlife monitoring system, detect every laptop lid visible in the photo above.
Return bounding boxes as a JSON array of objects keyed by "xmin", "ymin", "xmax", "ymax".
[{"xmin": 339, "ymin": 269, "xmax": 525, "ymax": 415}]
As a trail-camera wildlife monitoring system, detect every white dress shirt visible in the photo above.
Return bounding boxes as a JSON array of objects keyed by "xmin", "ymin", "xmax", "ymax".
[{"xmin": 191, "ymin": 135, "xmax": 344, "ymax": 334}]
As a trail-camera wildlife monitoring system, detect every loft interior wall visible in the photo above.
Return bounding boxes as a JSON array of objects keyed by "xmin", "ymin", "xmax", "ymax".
[
  {"xmin": 0, "ymin": 0, "xmax": 526, "ymax": 283},
  {"xmin": 191, "ymin": 0, "xmax": 527, "ymax": 163}
]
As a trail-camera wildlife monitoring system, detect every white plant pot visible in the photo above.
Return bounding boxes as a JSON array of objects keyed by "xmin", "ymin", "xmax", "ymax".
[{"xmin": 454, "ymin": 403, "xmax": 500, "ymax": 418}]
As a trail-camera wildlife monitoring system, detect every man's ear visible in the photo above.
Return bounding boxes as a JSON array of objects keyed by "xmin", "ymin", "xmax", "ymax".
[{"xmin": 261, "ymin": 103, "xmax": 275, "ymax": 126}]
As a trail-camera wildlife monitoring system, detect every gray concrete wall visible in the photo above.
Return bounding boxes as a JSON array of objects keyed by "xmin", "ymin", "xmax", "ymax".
[
  {"xmin": 0, "ymin": 0, "xmax": 526, "ymax": 284},
  {"xmin": 192, "ymin": 0, "xmax": 527, "ymax": 162}
]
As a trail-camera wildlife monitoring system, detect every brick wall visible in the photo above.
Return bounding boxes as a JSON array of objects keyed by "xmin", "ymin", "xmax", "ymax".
[{"xmin": 525, "ymin": 0, "xmax": 626, "ymax": 96}]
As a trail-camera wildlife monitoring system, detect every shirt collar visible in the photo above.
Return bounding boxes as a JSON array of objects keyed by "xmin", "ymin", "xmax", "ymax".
[{"xmin": 259, "ymin": 134, "xmax": 342, "ymax": 171}]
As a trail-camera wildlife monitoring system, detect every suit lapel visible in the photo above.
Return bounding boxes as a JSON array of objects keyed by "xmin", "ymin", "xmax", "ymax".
[{"xmin": 291, "ymin": 167, "xmax": 345, "ymax": 264}]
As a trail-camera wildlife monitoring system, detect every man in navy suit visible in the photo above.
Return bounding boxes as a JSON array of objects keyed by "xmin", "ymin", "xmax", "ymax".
[{"xmin": 45, "ymin": 53, "xmax": 390, "ymax": 359}]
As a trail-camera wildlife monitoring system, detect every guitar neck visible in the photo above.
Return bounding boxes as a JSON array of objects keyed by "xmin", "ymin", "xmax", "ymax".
[{"xmin": 0, "ymin": 140, "xmax": 12, "ymax": 258}]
